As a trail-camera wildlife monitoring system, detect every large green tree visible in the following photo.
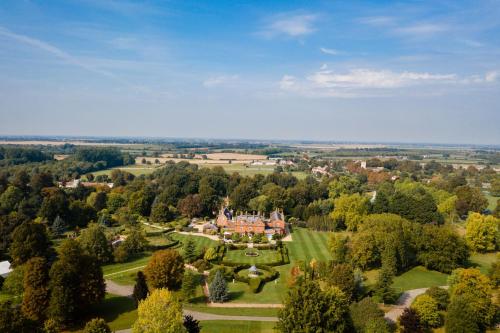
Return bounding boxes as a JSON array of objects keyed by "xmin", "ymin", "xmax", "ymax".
[
  {"xmin": 22, "ymin": 257, "xmax": 49, "ymax": 322},
  {"xmin": 48, "ymin": 239, "xmax": 105, "ymax": 325},
  {"xmin": 10, "ymin": 222, "xmax": 51, "ymax": 267},
  {"xmin": 144, "ymin": 249, "xmax": 184, "ymax": 290},
  {"xmin": 465, "ymin": 213, "xmax": 499, "ymax": 252},
  {"xmin": 78, "ymin": 223, "xmax": 113, "ymax": 264},
  {"xmin": 277, "ymin": 281, "xmax": 352, "ymax": 333},
  {"xmin": 132, "ymin": 288, "xmax": 186, "ymax": 333}
]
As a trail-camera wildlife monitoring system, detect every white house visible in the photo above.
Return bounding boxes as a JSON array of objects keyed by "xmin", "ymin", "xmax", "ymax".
[{"xmin": 0, "ymin": 260, "xmax": 12, "ymax": 278}]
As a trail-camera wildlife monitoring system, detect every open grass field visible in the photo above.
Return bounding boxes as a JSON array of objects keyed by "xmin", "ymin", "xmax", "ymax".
[
  {"xmin": 223, "ymin": 249, "xmax": 281, "ymax": 265},
  {"xmin": 392, "ymin": 266, "xmax": 449, "ymax": 292},
  {"xmin": 91, "ymin": 165, "xmax": 161, "ymax": 177},
  {"xmin": 200, "ymin": 321, "xmax": 276, "ymax": 333}
]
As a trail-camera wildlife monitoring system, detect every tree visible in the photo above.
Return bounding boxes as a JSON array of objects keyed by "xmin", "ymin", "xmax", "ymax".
[
  {"xmin": 79, "ymin": 223, "xmax": 113, "ymax": 264},
  {"xmin": 144, "ymin": 249, "xmax": 185, "ymax": 290},
  {"xmin": 51, "ymin": 215, "xmax": 67, "ymax": 237},
  {"xmin": 328, "ymin": 176, "xmax": 362, "ymax": 198},
  {"xmin": 83, "ymin": 318, "xmax": 111, "ymax": 333},
  {"xmin": 448, "ymin": 268, "xmax": 495, "ymax": 329},
  {"xmin": 203, "ymin": 247, "xmax": 217, "ymax": 261},
  {"xmin": 373, "ymin": 265, "xmax": 396, "ymax": 304},
  {"xmin": 327, "ymin": 264, "xmax": 356, "ymax": 301},
  {"xmin": 445, "ymin": 295, "xmax": 481, "ymax": 333},
  {"xmin": 424, "ymin": 286, "xmax": 449, "ymax": 310},
  {"xmin": 328, "ymin": 234, "xmax": 348, "ymax": 264},
  {"xmin": 415, "ymin": 225, "xmax": 469, "ymax": 273},
  {"xmin": 0, "ymin": 301, "xmax": 37, "ymax": 333},
  {"xmin": 22, "ymin": 257, "xmax": 49, "ymax": 322},
  {"xmin": 455, "ymin": 185, "xmax": 488, "ymax": 216},
  {"xmin": 399, "ymin": 308, "xmax": 423, "ymax": 333},
  {"xmin": 2, "ymin": 264, "xmax": 25, "ymax": 296},
  {"xmin": 182, "ymin": 238, "xmax": 197, "ymax": 263},
  {"xmin": 330, "ymin": 193, "xmax": 369, "ymax": 231},
  {"xmin": 48, "ymin": 239, "xmax": 105, "ymax": 325},
  {"xmin": 178, "ymin": 194, "xmax": 203, "ymax": 218},
  {"xmin": 133, "ymin": 271, "xmax": 149, "ymax": 307},
  {"xmin": 86, "ymin": 192, "xmax": 107, "ymax": 212},
  {"xmin": 248, "ymin": 195, "xmax": 272, "ymax": 214},
  {"xmin": 150, "ymin": 201, "xmax": 174, "ymax": 223},
  {"xmin": 10, "ymin": 222, "xmax": 51, "ymax": 266},
  {"xmin": 465, "ymin": 213, "xmax": 499, "ymax": 252},
  {"xmin": 349, "ymin": 297, "xmax": 389, "ymax": 333},
  {"xmin": 208, "ymin": 270, "xmax": 229, "ymax": 303},
  {"xmin": 132, "ymin": 288, "xmax": 186, "ymax": 333},
  {"xmin": 410, "ymin": 294, "xmax": 441, "ymax": 328},
  {"xmin": 0, "ymin": 185, "xmax": 23, "ymax": 212},
  {"xmin": 183, "ymin": 315, "xmax": 201, "ymax": 333},
  {"xmin": 277, "ymin": 281, "xmax": 352, "ymax": 333},
  {"xmin": 229, "ymin": 182, "xmax": 258, "ymax": 211},
  {"xmin": 122, "ymin": 227, "xmax": 148, "ymax": 255},
  {"xmin": 182, "ymin": 270, "xmax": 199, "ymax": 302}
]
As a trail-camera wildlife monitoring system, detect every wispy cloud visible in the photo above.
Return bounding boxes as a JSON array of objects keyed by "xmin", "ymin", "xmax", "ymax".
[
  {"xmin": 202, "ymin": 75, "xmax": 239, "ymax": 88},
  {"xmin": 0, "ymin": 26, "xmax": 115, "ymax": 78},
  {"xmin": 394, "ymin": 23, "xmax": 449, "ymax": 37},
  {"xmin": 257, "ymin": 13, "xmax": 319, "ymax": 38},
  {"xmin": 357, "ymin": 16, "xmax": 396, "ymax": 27},
  {"xmin": 320, "ymin": 47, "xmax": 340, "ymax": 56},
  {"xmin": 279, "ymin": 66, "xmax": 498, "ymax": 98}
]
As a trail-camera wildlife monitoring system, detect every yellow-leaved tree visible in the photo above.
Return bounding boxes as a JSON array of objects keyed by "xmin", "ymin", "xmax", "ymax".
[{"xmin": 132, "ymin": 289, "xmax": 186, "ymax": 333}]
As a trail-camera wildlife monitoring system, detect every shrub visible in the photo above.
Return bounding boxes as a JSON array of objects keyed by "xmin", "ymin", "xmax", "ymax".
[
  {"xmin": 425, "ymin": 286, "xmax": 449, "ymax": 310},
  {"xmin": 411, "ymin": 294, "xmax": 441, "ymax": 328},
  {"xmin": 248, "ymin": 277, "xmax": 262, "ymax": 293}
]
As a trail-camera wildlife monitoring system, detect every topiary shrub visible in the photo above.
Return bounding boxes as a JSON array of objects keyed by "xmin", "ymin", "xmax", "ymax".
[{"xmin": 248, "ymin": 277, "xmax": 262, "ymax": 293}]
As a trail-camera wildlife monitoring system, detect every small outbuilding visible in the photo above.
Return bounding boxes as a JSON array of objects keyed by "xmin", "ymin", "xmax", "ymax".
[{"xmin": 0, "ymin": 260, "xmax": 12, "ymax": 278}]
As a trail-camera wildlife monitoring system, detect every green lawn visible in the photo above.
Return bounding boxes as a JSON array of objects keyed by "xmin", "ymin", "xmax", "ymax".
[
  {"xmin": 184, "ymin": 305, "xmax": 279, "ymax": 317},
  {"xmin": 200, "ymin": 321, "xmax": 276, "ymax": 333},
  {"xmin": 94, "ymin": 293, "xmax": 137, "ymax": 331},
  {"xmin": 170, "ymin": 232, "xmax": 219, "ymax": 254},
  {"xmin": 102, "ymin": 252, "xmax": 152, "ymax": 285},
  {"xmin": 485, "ymin": 193, "xmax": 499, "ymax": 211},
  {"xmin": 392, "ymin": 266, "xmax": 449, "ymax": 292},
  {"xmin": 91, "ymin": 166, "xmax": 162, "ymax": 178},
  {"xmin": 287, "ymin": 228, "xmax": 332, "ymax": 262},
  {"xmin": 223, "ymin": 249, "xmax": 281, "ymax": 265},
  {"xmin": 470, "ymin": 252, "xmax": 498, "ymax": 274}
]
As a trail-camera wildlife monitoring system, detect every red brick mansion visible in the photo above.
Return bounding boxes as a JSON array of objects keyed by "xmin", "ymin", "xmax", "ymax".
[{"xmin": 216, "ymin": 207, "xmax": 286, "ymax": 237}]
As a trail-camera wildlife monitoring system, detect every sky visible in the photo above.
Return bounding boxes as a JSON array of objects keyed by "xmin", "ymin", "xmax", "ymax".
[{"xmin": 0, "ymin": 0, "xmax": 499, "ymax": 145}]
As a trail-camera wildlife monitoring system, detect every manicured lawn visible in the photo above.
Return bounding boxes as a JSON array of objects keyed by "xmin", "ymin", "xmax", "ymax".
[
  {"xmin": 484, "ymin": 193, "xmax": 499, "ymax": 211},
  {"xmin": 170, "ymin": 233, "xmax": 219, "ymax": 255},
  {"xmin": 287, "ymin": 228, "xmax": 332, "ymax": 262},
  {"xmin": 184, "ymin": 305, "xmax": 279, "ymax": 317},
  {"xmin": 223, "ymin": 249, "xmax": 281, "ymax": 265},
  {"xmin": 200, "ymin": 321, "xmax": 276, "ymax": 333},
  {"xmin": 392, "ymin": 266, "xmax": 449, "ymax": 292},
  {"xmin": 470, "ymin": 252, "xmax": 498, "ymax": 275},
  {"xmin": 94, "ymin": 293, "xmax": 137, "ymax": 331},
  {"xmin": 102, "ymin": 252, "xmax": 152, "ymax": 285}
]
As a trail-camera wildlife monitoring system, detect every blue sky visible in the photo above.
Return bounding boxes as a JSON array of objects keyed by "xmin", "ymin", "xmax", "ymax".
[{"xmin": 0, "ymin": 0, "xmax": 499, "ymax": 144}]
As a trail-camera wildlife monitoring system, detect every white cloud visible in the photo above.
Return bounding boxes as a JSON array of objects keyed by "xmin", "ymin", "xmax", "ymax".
[
  {"xmin": 258, "ymin": 13, "xmax": 318, "ymax": 38},
  {"xmin": 394, "ymin": 23, "xmax": 448, "ymax": 37},
  {"xmin": 307, "ymin": 69, "xmax": 456, "ymax": 89},
  {"xmin": 485, "ymin": 71, "xmax": 498, "ymax": 82},
  {"xmin": 320, "ymin": 47, "xmax": 339, "ymax": 56},
  {"xmin": 358, "ymin": 16, "xmax": 396, "ymax": 27},
  {"xmin": 278, "ymin": 66, "xmax": 497, "ymax": 98},
  {"xmin": 202, "ymin": 75, "xmax": 238, "ymax": 88}
]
